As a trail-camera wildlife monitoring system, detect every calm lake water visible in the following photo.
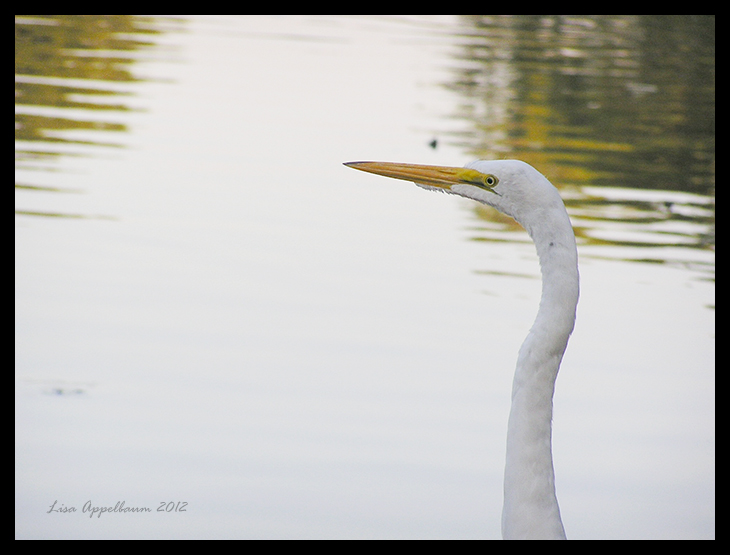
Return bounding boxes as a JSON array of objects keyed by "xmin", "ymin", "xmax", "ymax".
[{"xmin": 16, "ymin": 15, "xmax": 714, "ymax": 539}]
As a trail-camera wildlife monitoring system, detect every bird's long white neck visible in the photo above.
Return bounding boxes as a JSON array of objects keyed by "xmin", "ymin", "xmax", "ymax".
[{"xmin": 501, "ymin": 204, "xmax": 579, "ymax": 540}]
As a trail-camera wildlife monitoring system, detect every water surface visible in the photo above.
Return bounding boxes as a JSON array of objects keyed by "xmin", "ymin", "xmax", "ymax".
[{"xmin": 16, "ymin": 15, "xmax": 714, "ymax": 539}]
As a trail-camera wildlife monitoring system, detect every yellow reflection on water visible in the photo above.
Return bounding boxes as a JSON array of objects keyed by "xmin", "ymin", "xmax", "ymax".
[
  {"xmin": 442, "ymin": 15, "xmax": 714, "ymax": 273},
  {"xmin": 14, "ymin": 15, "xmax": 166, "ymax": 218}
]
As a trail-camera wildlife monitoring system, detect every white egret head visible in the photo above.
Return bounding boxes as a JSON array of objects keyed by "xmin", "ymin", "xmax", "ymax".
[{"xmin": 344, "ymin": 160, "xmax": 568, "ymax": 240}]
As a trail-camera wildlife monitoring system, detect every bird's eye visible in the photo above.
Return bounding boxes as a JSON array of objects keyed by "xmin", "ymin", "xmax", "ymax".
[{"xmin": 484, "ymin": 175, "xmax": 498, "ymax": 187}]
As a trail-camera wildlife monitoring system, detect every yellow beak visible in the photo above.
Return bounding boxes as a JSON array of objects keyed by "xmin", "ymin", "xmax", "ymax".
[{"xmin": 344, "ymin": 161, "xmax": 498, "ymax": 192}]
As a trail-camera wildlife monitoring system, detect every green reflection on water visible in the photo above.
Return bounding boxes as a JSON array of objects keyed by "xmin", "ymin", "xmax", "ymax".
[
  {"xmin": 14, "ymin": 15, "xmax": 164, "ymax": 218},
  {"xmin": 443, "ymin": 15, "xmax": 714, "ymax": 271}
]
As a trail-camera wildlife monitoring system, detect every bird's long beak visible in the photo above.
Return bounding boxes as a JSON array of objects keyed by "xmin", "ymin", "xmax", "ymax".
[{"xmin": 344, "ymin": 161, "xmax": 498, "ymax": 192}]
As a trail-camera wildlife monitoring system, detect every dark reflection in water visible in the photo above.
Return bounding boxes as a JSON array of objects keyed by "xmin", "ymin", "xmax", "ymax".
[
  {"xmin": 442, "ymin": 15, "xmax": 714, "ymax": 272},
  {"xmin": 14, "ymin": 15, "xmax": 165, "ymax": 218}
]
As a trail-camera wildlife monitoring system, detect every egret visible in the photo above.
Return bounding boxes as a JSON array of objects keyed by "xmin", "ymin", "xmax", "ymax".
[{"xmin": 344, "ymin": 160, "xmax": 579, "ymax": 540}]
